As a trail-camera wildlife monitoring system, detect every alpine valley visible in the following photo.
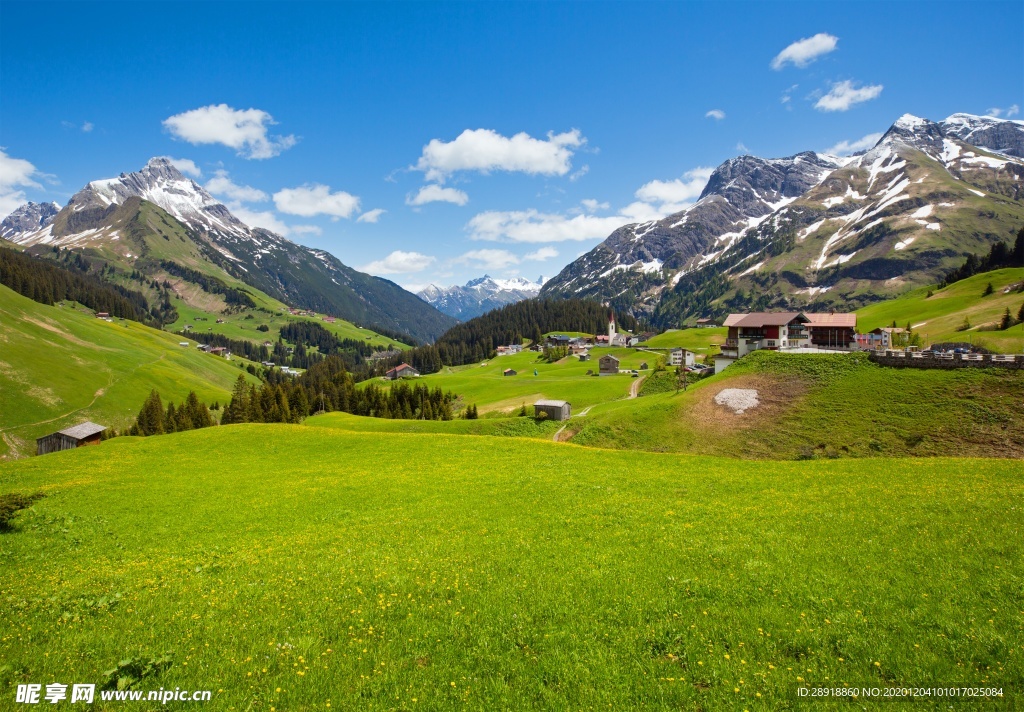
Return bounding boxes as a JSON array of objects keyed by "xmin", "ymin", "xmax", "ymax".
[
  {"xmin": 417, "ymin": 275, "xmax": 543, "ymax": 320},
  {"xmin": 541, "ymin": 112, "xmax": 1024, "ymax": 325},
  {"xmin": 0, "ymin": 158, "xmax": 456, "ymax": 343}
]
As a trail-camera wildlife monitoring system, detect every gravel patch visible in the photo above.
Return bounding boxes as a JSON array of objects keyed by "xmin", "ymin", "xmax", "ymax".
[{"xmin": 714, "ymin": 388, "xmax": 760, "ymax": 414}]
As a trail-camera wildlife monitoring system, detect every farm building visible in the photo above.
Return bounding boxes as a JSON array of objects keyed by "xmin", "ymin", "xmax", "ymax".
[
  {"xmin": 503, "ymin": 368, "xmax": 517, "ymax": 376},
  {"xmin": 695, "ymin": 318, "xmax": 719, "ymax": 328},
  {"xmin": 534, "ymin": 399, "xmax": 571, "ymax": 421},
  {"xmin": 599, "ymin": 354, "xmax": 620, "ymax": 374},
  {"xmin": 385, "ymin": 363, "xmax": 420, "ymax": 380},
  {"xmin": 37, "ymin": 422, "xmax": 106, "ymax": 455},
  {"xmin": 578, "ymin": 353, "xmax": 590, "ymax": 362},
  {"xmin": 640, "ymin": 361, "xmax": 648, "ymax": 370},
  {"xmin": 95, "ymin": 312, "xmax": 109, "ymax": 319}
]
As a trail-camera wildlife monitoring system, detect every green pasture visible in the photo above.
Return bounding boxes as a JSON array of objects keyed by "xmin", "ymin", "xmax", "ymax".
[
  {"xmin": 0, "ymin": 285, "xmax": 257, "ymax": 459},
  {"xmin": 372, "ymin": 348, "xmax": 651, "ymax": 413},
  {"xmin": 855, "ymin": 268, "xmax": 1024, "ymax": 353},
  {"xmin": 0, "ymin": 426, "xmax": 1021, "ymax": 710},
  {"xmin": 642, "ymin": 327, "xmax": 726, "ymax": 355}
]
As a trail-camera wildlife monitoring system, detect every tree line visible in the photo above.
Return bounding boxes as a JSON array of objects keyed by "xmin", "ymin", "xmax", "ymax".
[
  {"xmin": 0, "ymin": 246, "xmax": 153, "ymax": 322},
  {"xmin": 940, "ymin": 226, "xmax": 1024, "ymax": 288},
  {"xmin": 389, "ymin": 298, "xmax": 640, "ymax": 374},
  {"xmin": 158, "ymin": 260, "xmax": 256, "ymax": 307}
]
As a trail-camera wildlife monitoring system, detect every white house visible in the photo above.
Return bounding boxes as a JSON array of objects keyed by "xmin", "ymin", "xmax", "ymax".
[{"xmin": 669, "ymin": 348, "xmax": 695, "ymax": 367}]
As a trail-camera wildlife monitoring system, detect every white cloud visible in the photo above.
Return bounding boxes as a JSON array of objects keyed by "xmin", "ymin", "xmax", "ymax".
[
  {"xmin": 824, "ymin": 132, "xmax": 883, "ymax": 156},
  {"xmin": 453, "ymin": 248, "xmax": 521, "ymax": 270},
  {"xmin": 568, "ymin": 164, "xmax": 590, "ymax": 182},
  {"xmin": 468, "ymin": 210, "xmax": 631, "ymax": 243},
  {"xmin": 357, "ymin": 208, "xmax": 386, "ymax": 223},
  {"xmin": 736, "ymin": 142, "xmax": 750, "ymax": 153},
  {"xmin": 0, "ymin": 149, "xmax": 43, "ymax": 220},
  {"xmin": 229, "ymin": 204, "xmax": 291, "ymax": 236},
  {"xmin": 634, "ymin": 167, "xmax": 713, "ymax": 214},
  {"xmin": 407, "ymin": 184, "xmax": 469, "ymax": 207},
  {"xmin": 415, "ymin": 128, "xmax": 585, "ymax": 182},
  {"xmin": 162, "ymin": 104, "xmax": 297, "ymax": 159},
  {"xmin": 986, "ymin": 104, "xmax": 1020, "ymax": 118},
  {"xmin": 524, "ymin": 246, "xmax": 558, "ymax": 261},
  {"xmin": 771, "ymin": 33, "xmax": 838, "ymax": 70},
  {"xmin": 580, "ymin": 199, "xmax": 609, "ymax": 213},
  {"xmin": 290, "ymin": 224, "xmax": 322, "ymax": 236},
  {"xmin": 273, "ymin": 184, "xmax": 360, "ymax": 219},
  {"xmin": 168, "ymin": 157, "xmax": 202, "ymax": 178},
  {"xmin": 815, "ymin": 80, "xmax": 883, "ymax": 112},
  {"xmin": 81, "ymin": 121, "xmax": 94, "ymax": 133},
  {"xmin": 362, "ymin": 250, "xmax": 436, "ymax": 275},
  {"xmin": 705, "ymin": 109, "xmax": 726, "ymax": 120},
  {"xmin": 205, "ymin": 170, "xmax": 267, "ymax": 202},
  {"xmin": 780, "ymin": 84, "xmax": 799, "ymax": 106},
  {"xmin": 466, "ymin": 165, "xmax": 713, "ymax": 244}
]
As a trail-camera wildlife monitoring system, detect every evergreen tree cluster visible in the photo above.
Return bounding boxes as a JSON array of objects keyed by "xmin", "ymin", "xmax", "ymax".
[
  {"xmin": 394, "ymin": 298, "xmax": 639, "ymax": 374},
  {"xmin": 158, "ymin": 260, "xmax": 256, "ymax": 307},
  {"xmin": 221, "ymin": 356, "xmax": 456, "ymax": 424},
  {"xmin": 940, "ymin": 227, "xmax": 1024, "ymax": 288},
  {"xmin": 129, "ymin": 390, "xmax": 215, "ymax": 436},
  {"xmin": 0, "ymin": 246, "xmax": 152, "ymax": 322}
]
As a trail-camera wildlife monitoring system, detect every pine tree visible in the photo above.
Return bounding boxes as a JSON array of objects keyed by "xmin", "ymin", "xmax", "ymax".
[
  {"xmin": 1018, "ymin": 301, "xmax": 1024, "ymax": 324},
  {"xmin": 221, "ymin": 374, "xmax": 250, "ymax": 425},
  {"xmin": 134, "ymin": 390, "xmax": 165, "ymax": 436},
  {"xmin": 1001, "ymin": 307, "xmax": 1013, "ymax": 330},
  {"xmin": 982, "ymin": 282, "xmax": 994, "ymax": 296}
]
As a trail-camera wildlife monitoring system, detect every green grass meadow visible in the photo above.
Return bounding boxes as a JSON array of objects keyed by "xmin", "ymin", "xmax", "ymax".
[{"xmin": 1, "ymin": 425, "xmax": 1022, "ymax": 710}]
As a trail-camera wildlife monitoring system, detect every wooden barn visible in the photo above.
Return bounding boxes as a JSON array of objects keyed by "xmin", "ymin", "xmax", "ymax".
[
  {"xmin": 503, "ymin": 368, "xmax": 517, "ymax": 376},
  {"xmin": 534, "ymin": 399, "xmax": 571, "ymax": 421},
  {"xmin": 385, "ymin": 363, "xmax": 420, "ymax": 380},
  {"xmin": 37, "ymin": 422, "xmax": 106, "ymax": 456},
  {"xmin": 599, "ymin": 354, "xmax": 620, "ymax": 374}
]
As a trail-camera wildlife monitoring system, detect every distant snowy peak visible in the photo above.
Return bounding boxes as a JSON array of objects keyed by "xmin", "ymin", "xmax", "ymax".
[
  {"xmin": 417, "ymin": 275, "xmax": 542, "ymax": 320},
  {"xmin": 69, "ymin": 156, "xmax": 251, "ymax": 240},
  {"xmin": 1, "ymin": 201, "xmax": 60, "ymax": 239},
  {"xmin": 940, "ymin": 113, "xmax": 1024, "ymax": 158}
]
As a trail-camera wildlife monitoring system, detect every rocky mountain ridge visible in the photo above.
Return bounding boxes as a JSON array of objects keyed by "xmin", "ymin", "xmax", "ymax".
[{"xmin": 418, "ymin": 275, "xmax": 543, "ymax": 320}]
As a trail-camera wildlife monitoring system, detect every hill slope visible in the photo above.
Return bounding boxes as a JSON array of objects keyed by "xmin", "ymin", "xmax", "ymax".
[{"xmin": 0, "ymin": 283, "xmax": 257, "ymax": 459}]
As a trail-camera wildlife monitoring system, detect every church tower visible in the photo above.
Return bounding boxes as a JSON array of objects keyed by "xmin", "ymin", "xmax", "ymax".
[{"xmin": 608, "ymin": 313, "xmax": 616, "ymax": 341}]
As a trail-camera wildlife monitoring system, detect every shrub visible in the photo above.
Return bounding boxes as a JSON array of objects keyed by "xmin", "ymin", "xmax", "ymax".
[{"xmin": 0, "ymin": 492, "xmax": 45, "ymax": 531}]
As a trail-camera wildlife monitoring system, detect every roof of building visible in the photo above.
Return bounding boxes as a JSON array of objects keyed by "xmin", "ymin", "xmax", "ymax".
[
  {"xmin": 58, "ymin": 422, "xmax": 107, "ymax": 440},
  {"xmin": 534, "ymin": 399, "xmax": 568, "ymax": 407},
  {"xmin": 804, "ymin": 312, "xmax": 857, "ymax": 328},
  {"xmin": 388, "ymin": 362, "xmax": 416, "ymax": 371},
  {"xmin": 728, "ymin": 312, "xmax": 808, "ymax": 327},
  {"xmin": 600, "ymin": 354, "xmax": 620, "ymax": 361}
]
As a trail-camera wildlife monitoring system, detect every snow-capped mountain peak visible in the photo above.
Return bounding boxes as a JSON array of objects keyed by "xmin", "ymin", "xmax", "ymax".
[
  {"xmin": 0, "ymin": 201, "xmax": 60, "ymax": 239},
  {"xmin": 418, "ymin": 275, "xmax": 542, "ymax": 320}
]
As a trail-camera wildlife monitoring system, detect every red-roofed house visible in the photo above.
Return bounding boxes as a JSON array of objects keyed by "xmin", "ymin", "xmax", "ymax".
[{"xmin": 385, "ymin": 363, "xmax": 420, "ymax": 380}]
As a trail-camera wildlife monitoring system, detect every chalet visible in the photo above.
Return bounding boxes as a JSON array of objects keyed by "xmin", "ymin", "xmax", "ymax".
[
  {"xmin": 546, "ymin": 334, "xmax": 572, "ymax": 347},
  {"xmin": 669, "ymin": 348, "xmax": 695, "ymax": 367},
  {"xmin": 385, "ymin": 363, "xmax": 420, "ymax": 380},
  {"xmin": 503, "ymin": 368, "xmax": 517, "ymax": 376},
  {"xmin": 37, "ymin": 422, "xmax": 106, "ymax": 456},
  {"xmin": 695, "ymin": 318, "xmax": 718, "ymax": 328},
  {"xmin": 599, "ymin": 354, "xmax": 620, "ymax": 375},
  {"xmin": 861, "ymin": 326, "xmax": 904, "ymax": 350},
  {"xmin": 534, "ymin": 399, "xmax": 571, "ymax": 421},
  {"xmin": 95, "ymin": 312, "xmax": 109, "ymax": 319},
  {"xmin": 209, "ymin": 347, "xmax": 231, "ymax": 359},
  {"xmin": 323, "ymin": 316, "xmax": 336, "ymax": 323},
  {"xmin": 595, "ymin": 335, "xmax": 610, "ymax": 345},
  {"xmin": 578, "ymin": 353, "xmax": 590, "ymax": 362},
  {"xmin": 803, "ymin": 312, "xmax": 858, "ymax": 349}
]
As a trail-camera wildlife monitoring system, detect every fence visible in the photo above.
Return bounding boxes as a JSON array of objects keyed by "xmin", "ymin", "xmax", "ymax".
[{"xmin": 869, "ymin": 350, "xmax": 1024, "ymax": 370}]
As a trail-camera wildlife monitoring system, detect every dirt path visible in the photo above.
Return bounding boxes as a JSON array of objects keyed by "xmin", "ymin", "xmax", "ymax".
[{"xmin": 628, "ymin": 375, "xmax": 646, "ymax": 398}]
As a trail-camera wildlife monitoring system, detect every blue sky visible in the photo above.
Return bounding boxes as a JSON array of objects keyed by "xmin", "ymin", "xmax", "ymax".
[{"xmin": 2, "ymin": 1, "xmax": 1021, "ymax": 291}]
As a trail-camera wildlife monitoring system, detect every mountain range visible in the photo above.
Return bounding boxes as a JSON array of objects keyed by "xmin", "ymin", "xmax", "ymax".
[
  {"xmin": 417, "ymin": 275, "xmax": 544, "ymax": 320},
  {"xmin": 0, "ymin": 158, "xmax": 455, "ymax": 342},
  {"xmin": 542, "ymin": 112, "xmax": 1024, "ymax": 325}
]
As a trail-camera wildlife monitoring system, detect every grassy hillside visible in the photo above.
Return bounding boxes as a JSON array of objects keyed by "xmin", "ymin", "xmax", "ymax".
[
  {"xmin": 855, "ymin": 267, "xmax": 1024, "ymax": 352},
  {"xmin": 0, "ymin": 426, "xmax": 1020, "ymax": 709},
  {"xmin": 369, "ymin": 348, "xmax": 652, "ymax": 414},
  {"xmin": 0, "ymin": 284, "xmax": 257, "ymax": 459},
  {"xmin": 642, "ymin": 327, "xmax": 726, "ymax": 356},
  {"xmin": 568, "ymin": 351, "xmax": 1024, "ymax": 459}
]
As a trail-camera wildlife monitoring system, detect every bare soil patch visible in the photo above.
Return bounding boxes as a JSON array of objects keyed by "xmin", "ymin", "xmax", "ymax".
[{"xmin": 686, "ymin": 374, "xmax": 808, "ymax": 434}]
